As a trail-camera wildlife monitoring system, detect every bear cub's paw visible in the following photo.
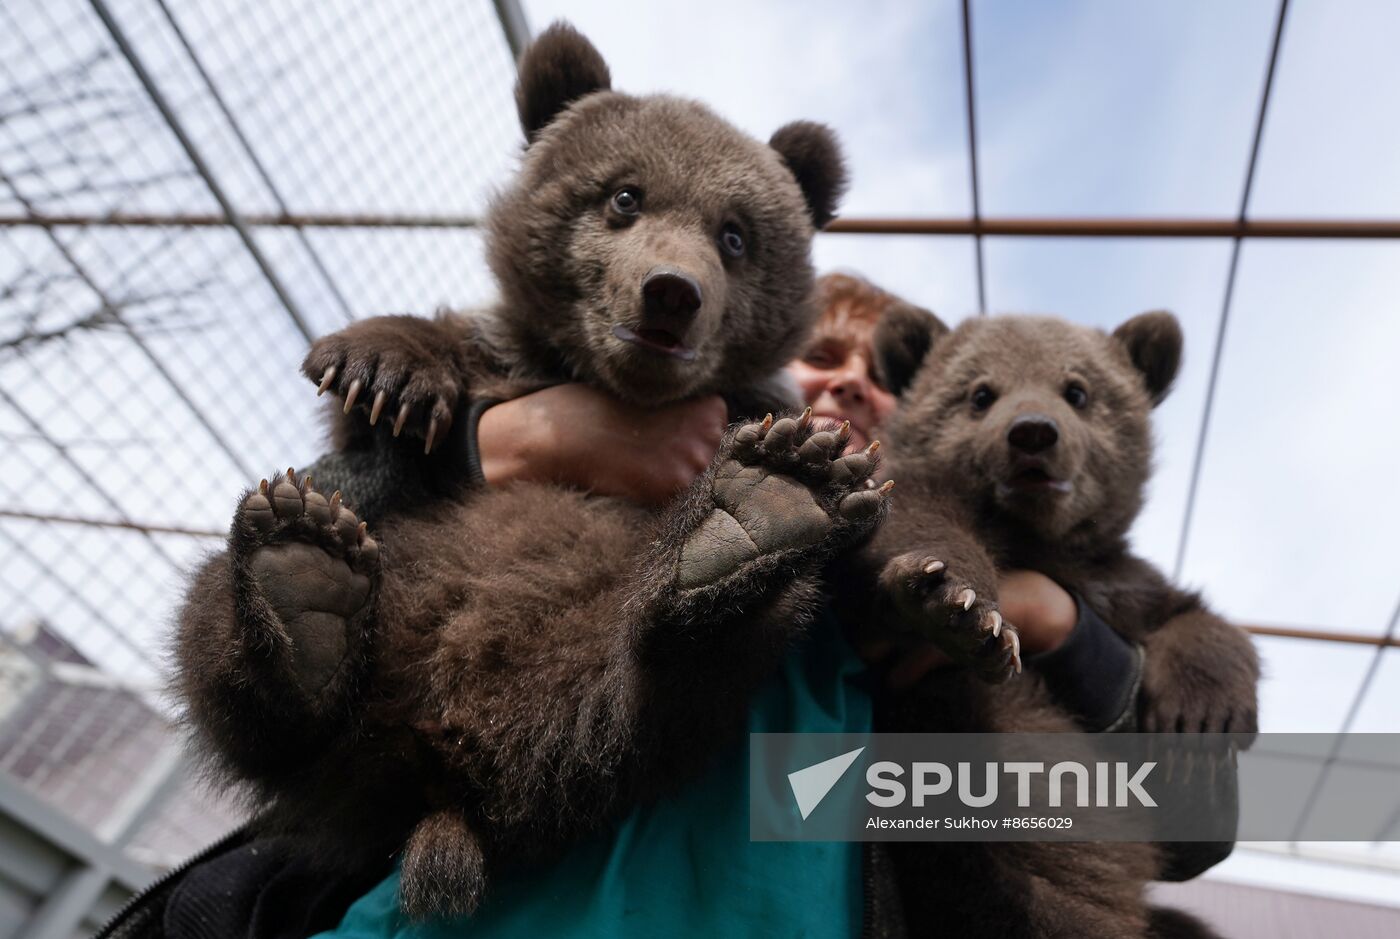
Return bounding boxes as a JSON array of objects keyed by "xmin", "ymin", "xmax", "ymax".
[
  {"xmin": 676, "ymin": 409, "xmax": 891, "ymax": 591},
  {"xmin": 235, "ymin": 469, "xmax": 378, "ymax": 695},
  {"xmin": 1138, "ymin": 645, "xmax": 1259, "ymax": 741},
  {"xmin": 303, "ymin": 316, "xmax": 463, "ymax": 453},
  {"xmin": 879, "ymin": 552, "xmax": 1022, "ymax": 682}
]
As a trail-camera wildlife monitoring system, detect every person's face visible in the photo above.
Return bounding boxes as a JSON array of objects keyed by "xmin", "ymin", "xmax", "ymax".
[{"xmin": 787, "ymin": 327, "xmax": 898, "ymax": 452}]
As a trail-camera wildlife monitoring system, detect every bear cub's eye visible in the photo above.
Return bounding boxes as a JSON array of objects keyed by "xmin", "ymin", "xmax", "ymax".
[
  {"xmin": 970, "ymin": 385, "xmax": 997, "ymax": 411},
  {"xmin": 610, "ymin": 187, "xmax": 642, "ymax": 217},
  {"xmin": 719, "ymin": 222, "xmax": 746, "ymax": 258},
  {"xmin": 1064, "ymin": 382, "xmax": 1089, "ymax": 409}
]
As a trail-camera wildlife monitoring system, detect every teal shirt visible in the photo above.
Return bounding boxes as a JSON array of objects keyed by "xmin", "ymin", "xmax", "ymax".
[{"xmin": 315, "ymin": 610, "xmax": 873, "ymax": 939}]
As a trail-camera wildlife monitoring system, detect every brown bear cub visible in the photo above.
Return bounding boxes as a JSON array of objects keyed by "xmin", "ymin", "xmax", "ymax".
[
  {"xmin": 172, "ymin": 23, "xmax": 888, "ymax": 920},
  {"xmin": 849, "ymin": 308, "xmax": 1260, "ymax": 938}
]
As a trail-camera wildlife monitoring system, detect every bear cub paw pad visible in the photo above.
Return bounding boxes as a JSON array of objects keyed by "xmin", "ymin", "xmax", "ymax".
[
  {"xmin": 677, "ymin": 409, "xmax": 891, "ymax": 589},
  {"xmin": 238, "ymin": 469, "xmax": 379, "ymax": 692}
]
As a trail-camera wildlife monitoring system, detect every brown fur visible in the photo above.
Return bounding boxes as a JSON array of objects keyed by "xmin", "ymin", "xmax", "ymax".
[
  {"xmin": 171, "ymin": 22, "xmax": 863, "ymax": 920},
  {"xmin": 846, "ymin": 309, "xmax": 1259, "ymax": 938}
]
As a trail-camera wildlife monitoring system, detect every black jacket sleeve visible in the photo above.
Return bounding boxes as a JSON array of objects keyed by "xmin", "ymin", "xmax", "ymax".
[
  {"xmin": 1025, "ymin": 596, "xmax": 1143, "ymax": 733},
  {"xmin": 459, "ymin": 396, "xmax": 500, "ymax": 489}
]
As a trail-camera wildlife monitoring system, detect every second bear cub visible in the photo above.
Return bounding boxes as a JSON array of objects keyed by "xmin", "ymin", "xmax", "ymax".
[{"xmin": 854, "ymin": 308, "xmax": 1260, "ymax": 937}]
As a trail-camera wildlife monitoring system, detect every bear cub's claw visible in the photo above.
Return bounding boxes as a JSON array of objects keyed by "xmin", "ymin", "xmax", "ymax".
[
  {"xmin": 881, "ymin": 552, "xmax": 1022, "ymax": 683},
  {"xmin": 677, "ymin": 408, "xmax": 892, "ymax": 590},
  {"xmin": 1139, "ymin": 666, "xmax": 1259, "ymax": 740},
  {"xmin": 303, "ymin": 319, "xmax": 462, "ymax": 454},
  {"xmin": 235, "ymin": 469, "xmax": 378, "ymax": 694}
]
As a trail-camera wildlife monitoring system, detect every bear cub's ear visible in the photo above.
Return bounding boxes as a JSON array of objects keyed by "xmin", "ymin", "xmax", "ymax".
[
  {"xmin": 769, "ymin": 122, "xmax": 849, "ymax": 229},
  {"xmin": 515, "ymin": 22, "xmax": 612, "ymax": 143},
  {"xmin": 1112, "ymin": 310, "xmax": 1182, "ymax": 407},
  {"xmin": 873, "ymin": 301, "xmax": 950, "ymax": 397}
]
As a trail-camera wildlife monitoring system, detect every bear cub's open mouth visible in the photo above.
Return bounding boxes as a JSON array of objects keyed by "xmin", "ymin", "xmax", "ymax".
[
  {"xmin": 611, "ymin": 324, "xmax": 697, "ymax": 361},
  {"xmin": 1004, "ymin": 464, "xmax": 1073, "ymax": 495}
]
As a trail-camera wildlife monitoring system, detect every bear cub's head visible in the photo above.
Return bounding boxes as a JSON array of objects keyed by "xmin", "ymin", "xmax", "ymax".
[
  {"xmin": 485, "ymin": 22, "xmax": 847, "ymax": 405},
  {"xmin": 877, "ymin": 308, "xmax": 1183, "ymax": 544}
]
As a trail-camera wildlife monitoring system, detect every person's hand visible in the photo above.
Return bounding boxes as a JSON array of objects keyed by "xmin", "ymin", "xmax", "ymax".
[
  {"xmin": 476, "ymin": 384, "xmax": 728, "ymax": 508},
  {"xmin": 995, "ymin": 570, "xmax": 1077, "ymax": 655},
  {"xmin": 859, "ymin": 569, "xmax": 1079, "ymax": 690}
]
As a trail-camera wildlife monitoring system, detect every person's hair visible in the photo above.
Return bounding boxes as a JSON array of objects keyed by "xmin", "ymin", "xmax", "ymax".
[{"xmin": 812, "ymin": 271, "xmax": 903, "ymax": 348}]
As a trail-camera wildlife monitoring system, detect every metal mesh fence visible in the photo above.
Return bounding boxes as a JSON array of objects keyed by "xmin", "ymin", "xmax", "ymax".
[{"xmin": 0, "ymin": 0, "xmax": 521, "ymax": 870}]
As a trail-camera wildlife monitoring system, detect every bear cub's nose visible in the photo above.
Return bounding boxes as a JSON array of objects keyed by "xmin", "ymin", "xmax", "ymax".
[
  {"xmin": 1008, "ymin": 415, "xmax": 1059, "ymax": 454},
  {"xmin": 642, "ymin": 267, "xmax": 703, "ymax": 330}
]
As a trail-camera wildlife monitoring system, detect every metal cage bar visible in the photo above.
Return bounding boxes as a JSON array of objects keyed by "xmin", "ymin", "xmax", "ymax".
[{"xmin": 8, "ymin": 211, "xmax": 1400, "ymax": 238}]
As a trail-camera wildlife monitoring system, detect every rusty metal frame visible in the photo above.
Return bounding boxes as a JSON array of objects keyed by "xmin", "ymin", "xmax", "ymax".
[{"xmin": 8, "ymin": 211, "xmax": 1400, "ymax": 239}]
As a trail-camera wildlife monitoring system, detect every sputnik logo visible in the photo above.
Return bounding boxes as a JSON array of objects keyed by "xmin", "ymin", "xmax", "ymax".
[{"xmin": 787, "ymin": 747, "xmax": 865, "ymax": 820}]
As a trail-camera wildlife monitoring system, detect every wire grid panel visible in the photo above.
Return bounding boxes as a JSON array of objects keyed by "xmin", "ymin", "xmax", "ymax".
[
  {"xmin": 0, "ymin": 0, "xmax": 521, "ymax": 865},
  {"xmin": 173, "ymin": 0, "xmax": 520, "ymax": 216}
]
